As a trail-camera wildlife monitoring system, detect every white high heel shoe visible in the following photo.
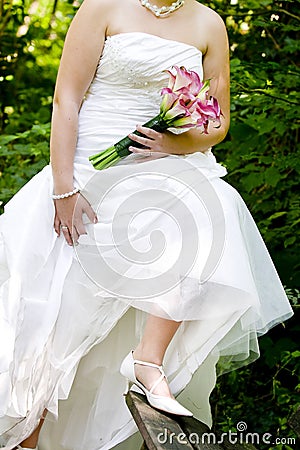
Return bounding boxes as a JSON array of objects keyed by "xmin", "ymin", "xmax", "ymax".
[{"xmin": 120, "ymin": 351, "xmax": 193, "ymax": 417}]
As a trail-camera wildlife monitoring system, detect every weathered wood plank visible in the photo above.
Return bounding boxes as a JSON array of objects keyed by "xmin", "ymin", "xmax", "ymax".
[
  {"xmin": 125, "ymin": 391, "xmax": 194, "ymax": 449},
  {"xmin": 176, "ymin": 416, "xmax": 224, "ymax": 450}
]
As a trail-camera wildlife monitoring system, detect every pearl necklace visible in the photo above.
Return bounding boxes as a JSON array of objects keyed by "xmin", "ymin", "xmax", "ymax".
[{"xmin": 139, "ymin": 0, "xmax": 185, "ymax": 17}]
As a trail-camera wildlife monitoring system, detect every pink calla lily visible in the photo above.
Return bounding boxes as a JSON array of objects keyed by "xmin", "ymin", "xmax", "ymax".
[
  {"xmin": 170, "ymin": 66, "xmax": 193, "ymax": 92},
  {"xmin": 160, "ymin": 89, "xmax": 179, "ymax": 114},
  {"xmin": 164, "ymin": 98, "xmax": 190, "ymax": 122},
  {"xmin": 196, "ymin": 79, "xmax": 211, "ymax": 102},
  {"xmin": 196, "ymin": 102, "xmax": 217, "ymax": 119},
  {"xmin": 196, "ymin": 97, "xmax": 222, "ymax": 124},
  {"xmin": 165, "ymin": 70, "xmax": 176, "ymax": 90},
  {"xmin": 166, "ymin": 66, "xmax": 202, "ymax": 96},
  {"xmin": 178, "ymin": 92, "xmax": 197, "ymax": 108},
  {"xmin": 209, "ymin": 96, "xmax": 222, "ymax": 118},
  {"xmin": 171, "ymin": 116, "xmax": 198, "ymax": 128},
  {"xmin": 175, "ymin": 70, "xmax": 202, "ymax": 96}
]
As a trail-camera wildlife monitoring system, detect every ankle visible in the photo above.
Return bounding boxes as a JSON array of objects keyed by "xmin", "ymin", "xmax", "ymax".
[{"xmin": 133, "ymin": 346, "xmax": 163, "ymax": 366}]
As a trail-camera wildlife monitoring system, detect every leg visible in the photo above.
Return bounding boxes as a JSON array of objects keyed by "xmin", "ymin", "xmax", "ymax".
[
  {"xmin": 18, "ymin": 409, "xmax": 47, "ymax": 449},
  {"xmin": 133, "ymin": 315, "xmax": 181, "ymax": 397}
]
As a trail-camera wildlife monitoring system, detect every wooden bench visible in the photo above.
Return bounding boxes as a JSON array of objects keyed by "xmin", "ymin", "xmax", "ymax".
[{"xmin": 125, "ymin": 391, "xmax": 258, "ymax": 450}]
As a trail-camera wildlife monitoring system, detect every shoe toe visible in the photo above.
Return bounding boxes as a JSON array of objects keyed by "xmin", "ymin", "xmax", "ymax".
[{"xmin": 151, "ymin": 397, "xmax": 193, "ymax": 416}]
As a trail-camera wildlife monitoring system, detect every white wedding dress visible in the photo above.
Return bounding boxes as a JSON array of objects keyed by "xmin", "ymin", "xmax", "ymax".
[{"xmin": 0, "ymin": 32, "xmax": 293, "ymax": 450}]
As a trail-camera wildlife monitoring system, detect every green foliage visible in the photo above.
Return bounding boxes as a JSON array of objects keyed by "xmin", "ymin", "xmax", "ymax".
[
  {"xmin": 1, "ymin": 0, "xmax": 76, "ymax": 133},
  {"xmin": 211, "ymin": 291, "xmax": 300, "ymax": 450},
  {"xmin": 0, "ymin": 0, "xmax": 78, "ymax": 207},
  {"xmin": 0, "ymin": 123, "xmax": 50, "ymax": 205}
]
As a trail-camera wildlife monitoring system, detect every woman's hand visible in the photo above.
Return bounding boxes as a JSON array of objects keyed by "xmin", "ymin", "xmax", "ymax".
[
  {"xmin": 53, "ymin": 193, "xmax": 98, "ymax": 246},
  {"xmin": 128, "ymin": 119, "xmax": 227, "ymax": 157},
  {"xmin": 128, "ymin": 125, "xmax": 177, "ymax": 158}
]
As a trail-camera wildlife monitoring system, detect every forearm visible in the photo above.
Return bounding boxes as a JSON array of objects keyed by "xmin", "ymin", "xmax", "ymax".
[
  {"xmin": 50, "ymin": 100, "xmax": 79, "ymax": 193},
  {"xmin": 167, "ymin": 120, "xmax": 229, "ymax": 155}
]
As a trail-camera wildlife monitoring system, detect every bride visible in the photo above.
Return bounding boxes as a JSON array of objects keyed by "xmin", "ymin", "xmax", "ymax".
[{"xmin": 0, "ymin": 0, "xmax": 293, "ymax": 449}]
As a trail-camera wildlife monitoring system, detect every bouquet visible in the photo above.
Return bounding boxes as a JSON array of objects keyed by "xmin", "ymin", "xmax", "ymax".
[{"xmin": 89, "ymin": 66, "xmax": 222, "ymax": 170}]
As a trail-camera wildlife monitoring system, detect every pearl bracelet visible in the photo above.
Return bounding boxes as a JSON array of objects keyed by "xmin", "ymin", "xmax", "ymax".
[{"xmin": 52, "ymin": 187, "xmax": 80, "ymax": 200}]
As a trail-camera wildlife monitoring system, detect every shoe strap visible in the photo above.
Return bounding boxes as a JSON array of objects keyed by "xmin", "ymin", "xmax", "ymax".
[
  {"xmin": 149, "ymin": 371, "xmax": 166, "ymax": 394},
  {"xmin": 133, "ymin": 358, "xmax": 166, "ymax": 394},
  {"xmin": 17, "ymin": 447, "xmax": 38, "ymax": 450},
  {"xmin": 133, "ymin": 358, "xmax": 163, "ymax": 372}
]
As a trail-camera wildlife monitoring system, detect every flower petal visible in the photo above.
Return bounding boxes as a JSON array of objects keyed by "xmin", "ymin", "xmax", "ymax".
[
  {"xmin": 196, "ymin": 97, "xmax": 221, "ymax": 121},
  {"xmin": 172, "ymin": 66, "xmax": 194, "ymax": 93},
  {"xmin": 164, "ymin": 99, "xmax": 190, "ymax": 122},
  {"xmin": 165, "ymin": 69, "xmax": 176, "ymax": 90},
  {"xmin": 196, "ymin": 79, "xmax": 211, "ymax": 101},
  {"xmin": 171, "ymin": 116, "xmax": 197, "ymax": 128},
  {"xmin": 160, "ymin": 90, "xmax": 179, "ymax": 114}
]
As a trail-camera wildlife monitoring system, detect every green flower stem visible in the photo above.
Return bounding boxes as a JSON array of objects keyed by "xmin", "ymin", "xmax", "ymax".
[
  {"xmin": 89, "ymin": 114, "xmax": 168, "ymax": 170},
  {"xmin": 89, "ymin": 145, "xmax": 115, "ymax": 163}
]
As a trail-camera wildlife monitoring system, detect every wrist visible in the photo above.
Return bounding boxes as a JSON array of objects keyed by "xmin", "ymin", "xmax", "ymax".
[
  {"xmin": 52, "ymin": 187, "xmax": 80, "ymax": 200},
  {"xmin": 53, "ymin": 178, "xmax": 75, "ymax": 194},
  {"xmin": 53, "ymin": 185, "xmax": 75, "ymax": 195}
]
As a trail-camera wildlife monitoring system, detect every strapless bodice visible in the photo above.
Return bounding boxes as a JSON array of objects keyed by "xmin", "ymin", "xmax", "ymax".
[
  {"xmin": 91, "ymin": 32, "xmax": 202, "ymax": 94},
  {"xmin": 75, "ymin": 32, "xmax": 203, "ymax": 161}
]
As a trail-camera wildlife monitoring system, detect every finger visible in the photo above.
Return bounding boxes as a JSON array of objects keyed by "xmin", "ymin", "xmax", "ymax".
[
  {"xmin": 128, "ymin": 133, "xmax": 152, "ymax": 148},
  {"xmin": 129, "ymin": 146, "xmax": 153, "ymax": 155},
  {"xmin": 71, "ymin": 226, "xmax": 80, "ymax": 245},
  {"xmin": 54, "ymin": 216, "xmax": 61, "ymax": 236},
  {"xmin": 136, "ymin": 125, "xmax": 161, "ymax": 139},
  {"xmin": 74, "ymin": 222, "xmax": 87, "ymax": 236},
  {"xmin": 152, "ymin": 151, "xmax": 169, "ymax": 159},
  {"xmin": 61, "ymin": 228, "xmax": 73, "ymax": 246},
  {"xmin": 82, "ymin": 202, "xmax": 98, "ymax": 224}
]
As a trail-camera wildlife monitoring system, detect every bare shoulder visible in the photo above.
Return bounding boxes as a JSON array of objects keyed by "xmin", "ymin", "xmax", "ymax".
[
  {"xmin": 69, "ymin": 0, "xmax": 120, "ymax": 36},
  {"xmin": 195, "ymin": 2, "xmax": 226, "ymax": 31},
  {"xmin": 191, "ymin": 2, "xmax": 228, "ymax": 53}
]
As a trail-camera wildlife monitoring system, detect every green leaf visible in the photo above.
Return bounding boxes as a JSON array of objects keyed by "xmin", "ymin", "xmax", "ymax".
[
  {"xmin": 264, "ymin": 166, "xmax": 282, "ymax": 187},
  {"xmin": 267, "ymin": 211, "xmax": 287, "ymax": 221},
  {"xmin": 284, "ymin": 236, "xmax": 296, "ymax": 247}
]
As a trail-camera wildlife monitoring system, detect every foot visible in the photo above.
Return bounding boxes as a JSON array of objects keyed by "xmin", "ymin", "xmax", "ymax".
[{"xmin": 132, "ymin": 351, "xmax": 174, "ymax": 398}]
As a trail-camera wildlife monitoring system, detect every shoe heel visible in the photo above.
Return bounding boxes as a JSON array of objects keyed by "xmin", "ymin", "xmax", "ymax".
[{"xmin": 123, "ymin": 378, "xmax": 133, "ymax": 395}]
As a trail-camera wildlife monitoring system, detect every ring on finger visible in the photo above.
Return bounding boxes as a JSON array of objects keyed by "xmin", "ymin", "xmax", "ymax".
[{"xmin": 61, "ymin": 225, "xmax": 69, "ymax": 231}]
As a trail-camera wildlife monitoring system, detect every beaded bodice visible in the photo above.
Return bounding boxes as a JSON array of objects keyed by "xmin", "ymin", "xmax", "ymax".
[{"xmin": 75, "ymin": 32, "xmax": 203, "ymax": 160}]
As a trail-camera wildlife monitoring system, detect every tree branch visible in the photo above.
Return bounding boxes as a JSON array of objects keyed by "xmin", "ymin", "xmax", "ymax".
[
  {"xmin": 277, "ymin": 8, "xmax": 300, "ymax": 21},
  {"xmin": 234, "ymin": 85, "xmax": 298, "ymax": 105}
]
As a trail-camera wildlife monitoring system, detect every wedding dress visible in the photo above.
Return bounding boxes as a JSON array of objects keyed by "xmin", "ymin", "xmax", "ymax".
[{"xmin": 0, "ymin": 32, "xmax": 293, "ymax": 450}]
